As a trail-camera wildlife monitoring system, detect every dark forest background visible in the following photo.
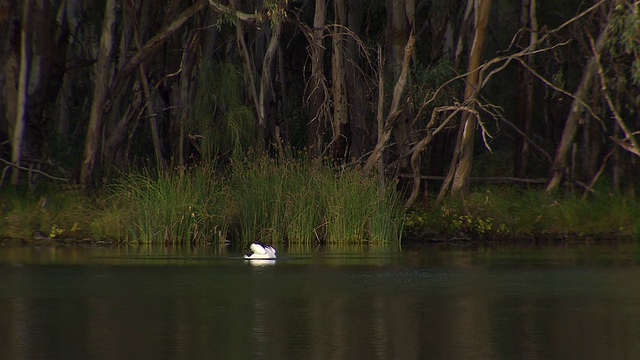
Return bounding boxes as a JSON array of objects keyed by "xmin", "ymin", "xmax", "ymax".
[{"xmin": 1, "ymin": 0, "xmax": 639, "ymax": 204}]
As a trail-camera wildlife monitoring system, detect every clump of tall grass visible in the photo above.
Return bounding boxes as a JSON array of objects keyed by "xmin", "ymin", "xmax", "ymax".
[
  {"xmin": 88, "ymin": 156, "xmax": 403, "ymax": 245},
  {"xmin": 97, "ymin": 165, "xmax": 230, "ymax": 244},
  {"xmin": 229, "ymin": 157, "xmax": 404, "ymax": 244}
]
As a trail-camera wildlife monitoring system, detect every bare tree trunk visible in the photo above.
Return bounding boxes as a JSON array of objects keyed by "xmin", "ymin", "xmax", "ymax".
[
  {"xmin": 176, "ymin": 31, "xmax": 201, "ymax": 166},
  {"xmin": 80, "ymin": 0, "xmax": 116, "ymax": 189},
  {"xmin": 331, "ymin": 0, "xmax": 349, "ymax": 161},
  {"xmin": 259, "ymin": 10, "xmax": 283, "ymax": 153},
  {"xmin": 386, "ymin": 0, "xmax": 414, "ymax": 176},
  {"xmin": 449, "ymin": 0, "xmax": 492, "ymax": 197},
  {"xmin": 102, "ymin": 86, "xmax": 142, "ymax": 172},
  {"xmin": 10, "ymin": 0, "xmax": 31, "ymax": 185},
  {"xmin": 81, "ymin": 0, "xmax": 206, "ymax": 186},
  {"xmin": 376, "ymin": 45, "xmax": 385, "ymax": 190},
  {"xmin": 102, "ymin": 0, "xmax": 135, "ymax": 173},
  {"xmin": 362, "ymin": 32, "xmax": 415, "ymax": 173},
  {"xmin": 1, "ymin": 5, "xmax": 20, "ymax": 158},
  {"xmin": 103, "ymin": 0, "xmax": 207, "ymax": 118},
  {"xmin": 305, "ymin": 0, "xmax": 327, "ymax": 157},
  {"xmin": 132, "ymin": 1, "xmax": 164, "ymax": 170},
  {"xmin": 514, "ymin": 0, "xmax": 537, "ymax": 178},
  {"xmin": 546, "ymin": 14, "xmax": 608, "ymax": 193},
  {"xmin": 345, "ymin": 0, "xmax": 367, "ymax": 161},
  {"xmin": 235, "ymin": 18, "xmax": 260, "ymax": 126}
]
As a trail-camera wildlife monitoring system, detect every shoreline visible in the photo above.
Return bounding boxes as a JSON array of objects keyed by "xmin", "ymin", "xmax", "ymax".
[{"xmin": 2, "ymin": 231, "xmax": 636, "ymax": 248}]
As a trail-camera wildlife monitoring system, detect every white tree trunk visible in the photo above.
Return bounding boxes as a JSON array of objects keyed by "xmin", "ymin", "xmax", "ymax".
[{"xmin": 10, "ymin": 0, "xmax": 31, "ymax": 185}]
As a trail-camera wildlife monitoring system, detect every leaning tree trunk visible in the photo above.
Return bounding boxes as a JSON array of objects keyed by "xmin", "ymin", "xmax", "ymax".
[
  {"xmin": 82, "ymin": 0, "xmax": 207, "ymax": 187},
  {"xmin": 448, "ymin": 0, "xmax": 492, "ymax": 198},
  {"xmin": 362, "ymin": 32, "xmax": 415, "ymax": 174},
  {"xmin": 386, "ymin": 0, "xmax": 414, "ymax": 176},
  {"xmin": 79, "ymin": 0, "xmax": 116, "ymax": 190},
  {"xmin": 546, "ymin": 12, "xmax": 609, "ymax": 193},
  {"xmin": 132, "ymin": 0, "xmax": 164, "ymax": 170}
]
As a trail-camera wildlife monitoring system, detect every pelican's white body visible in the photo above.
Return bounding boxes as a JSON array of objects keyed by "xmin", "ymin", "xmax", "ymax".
[{"xmin": 244, "ymin": 243, "xmax": 277, "ymax": 259}]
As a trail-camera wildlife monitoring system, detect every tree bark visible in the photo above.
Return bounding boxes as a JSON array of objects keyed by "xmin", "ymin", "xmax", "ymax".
[
  {"xmin": 10, "ymin": 0, "xmax": 30, "ymax": 185},
  {"xmin": 305, "ymin": 0, "xmax": 327, "ymax": 157},
  {"xmin": 103, "ymin": 0, "xmax": 207, "ymax": 118},
  {"xmin": 345, "ymin": 0, "xmax": 367, "ymax": 160},
  {"xmin": 449, "ymin": 0, "xmax": 492, "ymax": 197},
  {"xmin": 234, "ymin": 17, "xmax": 260, "ymax": 127},
  {"xmin": 259, "ymin": 8, "xmax": 283, "ymax": 153},
  {"xmin": 376, "ymin": 45, "xmax": 385, "ymax": 191},
  {"xmin": 331, "ymin": 0, "xmax": 349, "ymax": 161},
  {"xmin": 546, "ymin": 12, "xmax": 608, "ymax": 193},
  {"xmin": 80, "ymin": 0, "xmax": 116, "ymax": 190},
  {"xmin": 386, "ymin": 0, "xmax": 414, "ymax": 175},
  {"xmin": 81, "ymin": 0, "xmax": 207, "ymax": 187},
  {"xmin": 514, "ymin": 0, "xmax": 537, "ymax": 178},
  {"xmin": 362, "ymin": 32, "xmax": 415, "ymax": 174},
  {"xmin": 176, "ymin": 31, "xmax": 201, "ymax": 166},
  {"xmin": 131, "ymin": 0, "xmax": 164, "ymax": 171}
]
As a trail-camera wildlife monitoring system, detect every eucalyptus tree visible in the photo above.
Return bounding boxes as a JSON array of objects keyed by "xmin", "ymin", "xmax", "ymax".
[
  {"xmin": 5, "ymin": 0, "xmax": 68, "ymax": 186},
  {"xmin": 80, "ymin": 0, "xmax": 208, "ymax": 189},
  {"xmin": 546, "ymin": 0, "xmax": 640, "ymax": 193},
  {"xmin": 514, "ymin": 0, "xmax": 538, "ymax": 179},
  {"xmin": 304, "ymin": 0, "xmax": 328, "ymax": 156},
  {"xmin": 443, "ymin": 0, "xmax": 492, "ymax": 198}
]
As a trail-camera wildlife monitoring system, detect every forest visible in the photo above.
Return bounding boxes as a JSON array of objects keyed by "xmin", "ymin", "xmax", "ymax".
[{"xmin": 1, "ymin": 0, "xmax": 640, "ymax": 243}]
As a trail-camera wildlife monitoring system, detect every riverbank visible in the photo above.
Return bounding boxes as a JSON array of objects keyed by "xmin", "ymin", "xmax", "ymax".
[
  {"xmin": 1, "ymin": 159, "xmax": 403, "ymax": 245},
  {"xmin": 403, "ymin": 186, "xmax": 640, "ymax": 243},
  {"xmin": 2, "ymin": 161, "xmax": 639, "ymax": 245}
]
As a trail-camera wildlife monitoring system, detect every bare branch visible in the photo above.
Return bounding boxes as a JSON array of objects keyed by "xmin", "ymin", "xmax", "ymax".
[
  {"xmin": 1, "ymin": 158, "xmax": 69, "ymax": 186},
  {"xmin": 588, "ymin": 29, "xmax": 640, "ymax": 157}
]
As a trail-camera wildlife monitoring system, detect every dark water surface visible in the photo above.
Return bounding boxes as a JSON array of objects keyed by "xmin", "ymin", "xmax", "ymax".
[{"xmin": 1, "ymin": 242, "xmax": 640, "ymax": 359}]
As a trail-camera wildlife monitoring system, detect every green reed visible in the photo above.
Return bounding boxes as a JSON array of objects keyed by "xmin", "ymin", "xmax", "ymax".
[
  {"xmin": 229, "ymin": 157, "xmax": 404, "ymax": 244},
  {"xmin": 4, "ymin": 157, "xmax": 403, "ymax": 245},
  {"xmin": 104, "ymin": 165, "xmax": 230, "ymax": 244}
]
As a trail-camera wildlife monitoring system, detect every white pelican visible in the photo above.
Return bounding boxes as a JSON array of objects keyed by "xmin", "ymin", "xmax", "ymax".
[{"xmin": 244, "ymin": 242, "xmax": 277, "ymax": 259}]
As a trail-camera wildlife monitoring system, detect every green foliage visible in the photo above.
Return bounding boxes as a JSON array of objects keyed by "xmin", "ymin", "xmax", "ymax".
[
  {"xmin": 229, "ymin": 156, "xmax": 404, "ymax": 244},
  {"xmin": 606, "ymin": 2, "xmax": 640, "ymax": 86},
  {"xmin": 0, "ymin": 186, "xmax": 94, "ymax": 241},
  {"xmin": 409, "ymin": 59, "xmax": 463, "ymax": 126},
  {"xmin": 191, "ymin": 61, "xmax": 260, "ymax": 162},
  {"xmin": 404, "ymin": 185, "xmax": 640, "ymax": 240},
  {"xmin": 86, "ymin": 156, "xmax": 404, "ymax": 245},
  {"xmin": 98, "ymin": 165, "xmax": 230, "ymax": 244}
]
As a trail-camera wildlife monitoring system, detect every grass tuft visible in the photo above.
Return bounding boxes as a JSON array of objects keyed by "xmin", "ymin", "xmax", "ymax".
[
  {"xmin": 405, "ymin": 185, "xmax": 640, "ymax": 240},
  {"xmin": 96, "ymin": 164, "xmax": 230, "ymax": 244},
  {"xmin": 229, "ymin": 157, "xmax": 404, "ymax": 244}
]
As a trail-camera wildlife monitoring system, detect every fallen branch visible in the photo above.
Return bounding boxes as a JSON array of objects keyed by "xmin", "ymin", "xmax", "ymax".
[{"xmin": 398, "ymin": 173, "xmax": 548, "ymax": 184}]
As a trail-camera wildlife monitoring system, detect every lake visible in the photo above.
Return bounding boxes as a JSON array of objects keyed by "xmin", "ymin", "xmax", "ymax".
[{"xmin": 1, "ymin": 241, "xmax": 639, "ymax": 359}]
